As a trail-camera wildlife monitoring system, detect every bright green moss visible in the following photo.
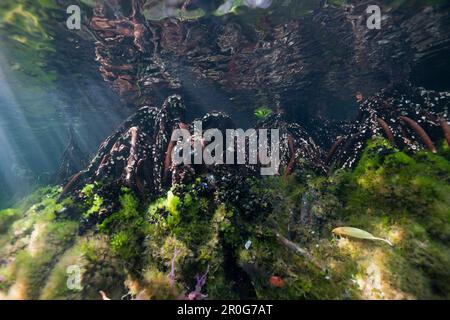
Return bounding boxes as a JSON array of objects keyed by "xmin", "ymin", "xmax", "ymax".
[
  {"xmin": 97, "ymin": 189, "xmax": 148, "ymax": 262},
  {"xmin": 0, "ymin": 208, "xmax": 20, "ymax": 233},
  {"xmin": 339, "ymin": 138, "xmax": 450, "ymax": 239},
  {"xmin": 0, "ymin": 186, "xmax": 80, "ymax": 299},
  {"xmin": 142, "ymin": 191, "xmax": 244, "ymax": 298},
  {"xmin": 81, "ymin": 184, "xmax": 104, "ymax": 218},
  {"xmin": 99, "ymin": 189, "xmax": 143, "ymax": 233},
  {"xmin": 332, "ymin": 138, "xmax": 450, "ymax": 299},
  {"xmin": 78, "ymin": 236, "xmax": 127, "ymax": 300},
  {"xmin": 1, "ymin": 136, "xmax": 449, "ymax": 300},
  {"xmin": 166, "ymin": 191, "xmax": 182, "ymax": 228},
  {"xmin": 39, "ymin": 242, "xmax": 84, "ymax": 300},
  {"xmin": 5, "ymin": 219, "xmax": 78, "ymax": 299}
]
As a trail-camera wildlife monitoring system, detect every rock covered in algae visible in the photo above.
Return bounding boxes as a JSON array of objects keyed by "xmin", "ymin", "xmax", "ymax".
[{"xmin": 0, "ymin": 137, "xmax": 449, "ymax": 300}]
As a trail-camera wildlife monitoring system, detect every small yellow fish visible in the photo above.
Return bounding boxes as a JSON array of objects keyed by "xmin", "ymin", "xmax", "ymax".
[{"xmin": 332, "ymin": 227, "xmax": 393, "ymax": 246}]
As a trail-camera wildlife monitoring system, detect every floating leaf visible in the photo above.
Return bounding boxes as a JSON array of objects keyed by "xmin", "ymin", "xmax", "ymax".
[
  {"xmin": 332, "ymin": 227, "xmax": 393, "ymax": 246},
  {"xmin": 254, "ymin": 107, "xmax": 273, "ymax": 119}
]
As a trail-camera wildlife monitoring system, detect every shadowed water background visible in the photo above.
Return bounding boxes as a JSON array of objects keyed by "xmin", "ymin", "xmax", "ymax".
[{"xmin": 0, "ymin": 1, "xmax": 133, "ymax": 206}]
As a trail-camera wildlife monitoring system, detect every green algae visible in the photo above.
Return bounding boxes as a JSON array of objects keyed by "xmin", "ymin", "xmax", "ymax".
[
  {"xmin": 254, "ymin": 107, "xmax": 273, "ymax": 119},
  {"xmin": 0, "ymin": 138, "xmax": 449, "ymax": 299},
  {"xmin": 0, "ymin": 1, "xmax": 58, "ymax": 87},
  {"xmin": 0, "ymin": 209, "xmax": 20, "ymax": 234},
  {"xmin": 0, "ymin": 187, "xmax": 78, "ymax": 299},
  {"xmin": 98, "ymin": 188, "xmax": 147, "ymax": 264},
  {"xmin": 330, "ymin": 138, "xmax": 450, "ymax": 299}
]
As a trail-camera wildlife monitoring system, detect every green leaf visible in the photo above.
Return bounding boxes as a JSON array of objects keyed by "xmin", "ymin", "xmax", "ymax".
[{"xmin": 254, "ymin": 107, "xmax": 273, "ymax": 119}]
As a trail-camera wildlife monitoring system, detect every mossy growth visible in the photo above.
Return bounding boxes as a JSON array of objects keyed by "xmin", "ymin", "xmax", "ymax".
[
  {"xmin": 143, "ymin": 188, "xmax": 241, "ymax": 299},
  {"xmin": 98, "ymin": 188, "xmax": 147, "ymax": 264},
  {"xmin": 0, "ymin": 187, "xmax": 79, "ymax": 299},
  {"xmin": 233, "ymin": 137, "xmax": 450, "ymax": 299},
  {"xmin": 81, "ymin": 184, "xmax": 104, "ymax": 218},
  {"xmin": 236, "ymin": 174, "xmax": 358, "ymax": 300},
  {"xmin": 331, "ymin": 138, "xmax": 450, "ymax": 299},
  {"xmin": 0, "ymin": 184, "xmax": 127, "ymax": 300},
  {"xmin": 0, "ymin": 208, "xmax": 20, "ymax": 234},
  {"xmin": 0, "ymin": 138, "xmax": 449, "ymax": 300}
]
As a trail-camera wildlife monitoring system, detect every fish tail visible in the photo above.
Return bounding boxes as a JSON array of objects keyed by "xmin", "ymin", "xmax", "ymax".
[{"xmin": 374, "ymin": 237, "xmax": 393, "ymax": 246}]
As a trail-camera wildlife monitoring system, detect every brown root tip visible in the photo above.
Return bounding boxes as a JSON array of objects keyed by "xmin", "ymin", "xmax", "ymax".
[
  {"xmin": 377, "ymin": 118, "xmax": 396, "ymax": 146},
  {"xmin": 440, "ymin": 119, "xmax": 450, "ymax": 147},
  {"xmin": 325, "ymin": 137, "xmax": 345, "ymax": 164},
  {"xmin": 400, "ymin": 116, "xmax": 437, "ymax": 153},
  {"xmin": 284, "ymin": 134, "xmax": 296, "ymax": 180},
  {"xmin": 60, "ymin": 171, "xmax": 84, "ymax": 198}
]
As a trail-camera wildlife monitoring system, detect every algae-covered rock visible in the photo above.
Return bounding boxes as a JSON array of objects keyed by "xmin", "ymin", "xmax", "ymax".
[{"xmin": 0, "ymin": 138, "xmax": 449, "ymax": 300}]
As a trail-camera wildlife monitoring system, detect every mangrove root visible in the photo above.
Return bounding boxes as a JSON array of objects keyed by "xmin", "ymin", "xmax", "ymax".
[
  {"xmin": 400, "ymin": 116, "xmax": 437, "ymax": 153},
  {"xmin": 441, "ymin": 119, "xmax": 450, "ymax": 147},
  {"xmin": 275, "ymin": 232, "xmax": 326, "ymax": 273},
  {"xmin": 325, "ymin": 137, "xmax": 345, "ymax": 164},
  {"xmin": 377, "ymin": 118, "xmax": 396, "ymax": 146},
  {"xmin": 284, "ymin": 134, "xmax": 296, "ymax": 180}
]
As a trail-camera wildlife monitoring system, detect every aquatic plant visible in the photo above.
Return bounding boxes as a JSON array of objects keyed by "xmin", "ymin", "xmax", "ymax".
[
  {"xmin": 254, "ymin": 107, "xmax": 273, "ymax": 119},
  {"xmin": 1, "ymin": 135, "xmax": 449, "ymax": 299},
  {"xmin": 331, "ymin": 138, "xmax": 450, "ymax": 298}
]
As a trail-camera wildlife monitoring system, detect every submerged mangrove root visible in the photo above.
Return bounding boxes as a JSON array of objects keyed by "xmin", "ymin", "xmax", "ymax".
[
  {"xmin": 163, "ymin": 122, "xmax": 189, "ymax": 182},
  {"xmin": 329, "ymin": 85, "xmax": 450, "ymax": 169},
  {"xmin": 275, "ymin": 232, "xmax": 325, "ymax": 273},
  {"xmin": 60, "ymin": 171, "xmax": 87, "ymax": 199},
  {"xmin": 441, "ymin": 119, "xmax": 450, "ymax": 147},
  {"xmin": 124, "ymin": 127, "xmax": 139, "ymax": 187},
  {"xmin": 400, "ymin": 116, "xmax": 437, "ymax": 153},
  {"xmin": 284, "ymin": 134, "xmax": 296, "ymax": 180},
  {"xmin": 55, "ymin": 126, "xmax": 87, "ymax": 184},
  {"xmin": 377, "ymin": 118, "xmax": 396, "ymax": 146},
  {"xmin": 60, "ymin": 95, "xmax": 187, "ymax": 199},
  {"xmin": 325, "ymin": 137, "xmax": 345, "ymax": 164}
]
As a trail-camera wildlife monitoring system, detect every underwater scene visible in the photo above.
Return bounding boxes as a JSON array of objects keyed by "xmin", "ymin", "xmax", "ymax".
[{"xmin": 0, "ymin": 0, "xmax": 449, "ymax": 301}]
